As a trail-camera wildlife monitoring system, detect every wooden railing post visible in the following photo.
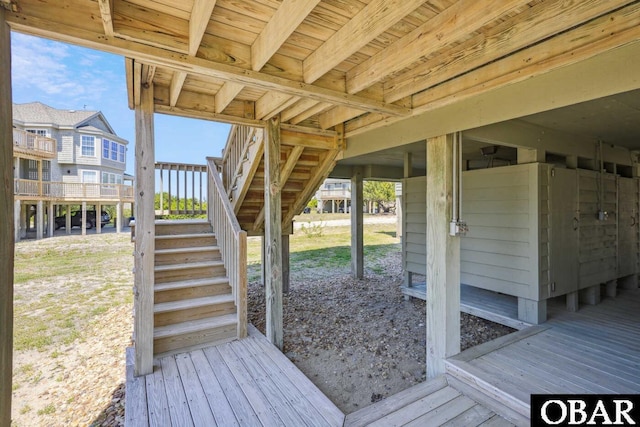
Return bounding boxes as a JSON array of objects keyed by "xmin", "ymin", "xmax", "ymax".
[{"xmin": 134, "ymin": 82, "xmax": 155, "ymax": 377}]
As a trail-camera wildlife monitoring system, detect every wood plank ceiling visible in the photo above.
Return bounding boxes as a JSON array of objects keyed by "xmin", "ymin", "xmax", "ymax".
[{"xmin": 3, "ymin": 0, "xmax": 640, "ymax": 139}]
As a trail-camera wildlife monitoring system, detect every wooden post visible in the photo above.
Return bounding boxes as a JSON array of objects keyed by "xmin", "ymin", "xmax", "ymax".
[
  {"xmin": 81, "ymin": 201, "xmax": 87, "ymax": 236},
  {"xmin": 14, "ymin": 200, "xmax": 20, "ymax": 242},
  {"xmin": 48, "ymin": 201, "xmax": 54, "ymax": 237},
  {"xmin": 351, "ymin": 167, "xmax": 364, "ymax": 279},
  {"xmin": 0, "ymin": 9, "xmax": 14, "ymax": 423},
  {"xmin": 36, "ymin": 200, "xmax": 44, "ymax": 239},
  {"xmin": 66, "ymin": 204, "xmax": 71, "ymax": 234},
  {"xmin": 134, "ymin": 83, "xmax": 156, "ymax": 376},
  {"xmin": 96, "ymin": 202, "xmax": 102, "ymax": 234},
  {"xmin": 116, "ymin": 202, "xmax": 122, "ymax": 233},
  {"xmin": 282, "ymin": 234, "xmax": 290, "ymax": 294},
  {"xmin": 264, "ymin": 115, "xmax": 283, "ymax": 350},
  {"xmin": 426, "ymin": 134, "xmax": 460, "ymax": 379},
  {"xmin": 260, "ymin": 235, "xmax": 266, "ymax": 286}
]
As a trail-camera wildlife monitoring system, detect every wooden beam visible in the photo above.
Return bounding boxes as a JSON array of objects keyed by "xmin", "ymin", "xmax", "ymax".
[
  {"xmin": 303, "ymin": 0, "xmax": 425, "ymax": 84},
  {"xmin": 264, "ymin": 115, "xmax": 283, "ymax": 350},
  {"xmin": 351, "ymin": 168, "xmax": 363, "ymax": 279},
  {"xmin": 125, "ymin": 57, "xmax": 134, "ymax": 109},
  {"xmin": 426, "ymin": 134, "xmax": 460, "ymax": 379},
  {"xmin": 289, "ymin": 102, "xmax": 332, "ymax": 125},
  {"xmin": 383, "ymin": 0, "xmax": 636, "ymax": 103},
  {"xmin": 133, "ymin": 60, "xmax": 142, "ymax": 107},
  {"xmin": 282, "ymin": 234, "xmax": 290, "ymax": 294},
  {"xmin": 97, "ymin": 0, "xmax": 114, "ymax": 36},
  {"xmin": 281, "ymin": 128, "xmax": 337, "ymax": 149},
  {"xmin": 5, "ymin": 16, "xmax": 409, "ymax": 117},
  {"xmin": 215, "ymin": 81, "xmax": 244, "ymax": 113},
  {"xmin": 189, "ymin": 0, "xmax": 216, "ymax": 56},
  {"xmin": 346, "ymin": 0, "xmax": 531, "ymax": 94},
  {"xmin": 134, "ymin": 82, "xmax": 155, "ymax": 376},
  {"xmin": 251, "ymin": 0, "xmax": 320, "ymax": 71},
  {"xmin": 343, "ymin": 4, "xmax": 640, "ymax": 141},
  {"xmin": 169, "ymin": 71, "xmax": 187, "ymax": 107},
  {"xmin": 281, "ymin": 98, "xmax": 318, "ymax": 122},
  {"xmin": 0, "ymin": 9, "xmax": 14, "ymax": 425},
  {"xmin": 318, "ymin": 105, "xmax": 367, "ymax": 130},
  {"xmin": 256, "ymin": 92, "xmax": 299, "ymax": 120}
]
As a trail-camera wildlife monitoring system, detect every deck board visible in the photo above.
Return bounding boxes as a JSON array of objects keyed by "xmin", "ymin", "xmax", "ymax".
[{"xmin": 446, "ymin": 288, "xmax": 640, "ymax": 419}]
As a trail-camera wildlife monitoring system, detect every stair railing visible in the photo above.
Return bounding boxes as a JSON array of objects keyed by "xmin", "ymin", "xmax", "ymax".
[
  {"xmin": 220, "ymin": 125, "xmax": 256, "ymax": 193},
  {"xmin": 206, "ymin": 157, "xmax": 247, "ymax": 339}
]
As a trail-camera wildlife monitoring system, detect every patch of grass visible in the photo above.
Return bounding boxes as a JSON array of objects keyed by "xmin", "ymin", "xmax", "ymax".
[
  {"xmin": 246, "ymin": 223, "xmax": 400, "ymax": 280},
  {"xmin": 37, "ymin": 404, "xmax": 56, "ymax": 416},
  {"xmin": 20, "ymin": 405, "xmax": 32, "ymax": 414}
]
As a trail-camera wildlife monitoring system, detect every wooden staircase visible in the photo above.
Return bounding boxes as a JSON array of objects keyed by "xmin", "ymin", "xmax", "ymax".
[
  {"xmin": 152, "ymin": 220, "xmax": 238, "ymax": 356},
  {"xmin": 221, "ymin": 125, "xmax": 342, "ymax": 234}
]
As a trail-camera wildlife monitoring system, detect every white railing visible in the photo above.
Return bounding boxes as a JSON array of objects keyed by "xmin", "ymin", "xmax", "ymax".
[
  {"xmin": 13, "ymin": 128, "xmax": 57, "ymax": 157},
  {"xmin": 207, "ymin": 157, "xmax": 247, "ymax": 339},
  {"xmin": 14, "ymin": 179, "xmax": 134, "ymax": 201},
  {"xmin": 318, "ymin": 189, "xmax": 351, "ymax": 199}
]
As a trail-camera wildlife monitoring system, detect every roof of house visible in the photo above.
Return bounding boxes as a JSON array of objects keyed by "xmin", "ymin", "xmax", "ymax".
[{"xmin": 12, "ymin": 102, "xmax": 117, "ymax": 135}]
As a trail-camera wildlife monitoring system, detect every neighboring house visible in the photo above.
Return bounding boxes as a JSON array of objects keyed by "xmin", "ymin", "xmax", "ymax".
[
  {"xmin": 12, "ymin": 102, "xmax": 133, "ymax": 240},
  {"xmin": 314, "ymin": 178, "xmax": 350, "ymax": 213}
]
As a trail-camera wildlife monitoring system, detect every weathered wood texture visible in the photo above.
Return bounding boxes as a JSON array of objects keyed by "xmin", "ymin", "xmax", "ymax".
[
  {"xmin": 264, "ymin": 116, "xmax": 283, "ymax": 349},
  {"xmin": 134, "ymin": 83, "xmax": 156, "ymax": 376},
  {"xmin": 125, "ymin": 326, "xmax": 344, "ymax": 427},
  {"xmin": 0, "ymin": 8, "xmax": 14, "ymax": 425},
  {"xmin": 426, "ymin": 134, "xmax": 460, "ymax": 379},
  {"xmin": 446, "ymin": 288, "xmax": 640, "ymax": 420},
  {"xmin": 351, "ymin": 168, "xmax": 363, "ymax": 279}
]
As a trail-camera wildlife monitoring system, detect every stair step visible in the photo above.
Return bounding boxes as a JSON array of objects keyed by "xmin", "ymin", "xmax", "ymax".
[
  {"xmin": 155, "ymin": 246, "xmax": 222, "ymax": 266},
  {"xmin": 155, "ymin": 246, "xmax": 220, "ymax": 255},
  {"xmin": 155, "ymin": 277, "xmax": 230, "ymax": 293},
  {"xmin": 155, "ymin": 233, "xmax": 217, "ymax": 249},
  {"xmin": 155, "ymin": 219, "xmax": 212, "ymax": 236},
  {"xmin": 153, "ymin": 314, "xmax": 237, "ymax": 355},
  {"xmin": 155, "ymin": 277, "xmax": 231, "ymax": 303},
  {"xmin": 154, "ymin": 294, "xmax": 234, "ymax": 314},
  {"xmin": 155, "ymin": 260, "xmax": 224, "ymax": 273}
]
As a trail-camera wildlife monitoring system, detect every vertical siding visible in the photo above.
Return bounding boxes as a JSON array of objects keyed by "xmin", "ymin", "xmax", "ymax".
[
  {"xmin": 460, "ymin": 164, "xmax": 537, "ymax": 299},
  {"xmin": 537, "ymin": 165, "xmax": 550, "ymax": 299},
  {"xmin": 403, "ymin": 176, "xmax": 426, "ymax": 276},
  {"xmin": 617, "ymin": 177, "xmax": 639, "ymax": 277},
  {"xmin": 57, "ymin": 132, "xmax": 74, "ymax": 163},
  {"xmin": 577, "ymin": 170, "xmax": 618, "ymax": 288}
]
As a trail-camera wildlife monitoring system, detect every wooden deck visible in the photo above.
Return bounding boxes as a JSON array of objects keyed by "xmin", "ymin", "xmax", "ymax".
[
  {"xmin": 401, "ymin": 283, "xmax": 530, "ymax": 330},
  {"xmin": 446, "ymin": 287, "xmax": 640, "ymax": 420},
  {"xmin": 125, "ymin": 325, "xmax": 344, "ymax": 426}
]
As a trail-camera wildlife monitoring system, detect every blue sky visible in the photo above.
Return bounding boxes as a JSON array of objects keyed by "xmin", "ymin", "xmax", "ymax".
[{"xmin": 10, "ymin": 32, "xmax": 231, "ymax": 175}]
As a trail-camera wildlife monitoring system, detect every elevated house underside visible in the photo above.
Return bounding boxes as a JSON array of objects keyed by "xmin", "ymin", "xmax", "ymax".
[{"xmin": 1, "ymin": 0, "xmax": 640, "ymax": 425}]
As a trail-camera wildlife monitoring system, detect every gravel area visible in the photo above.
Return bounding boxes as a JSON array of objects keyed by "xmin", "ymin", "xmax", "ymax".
[{"xmin": 248, "ymin": 251, "xmax": 514, "ymax": 413}]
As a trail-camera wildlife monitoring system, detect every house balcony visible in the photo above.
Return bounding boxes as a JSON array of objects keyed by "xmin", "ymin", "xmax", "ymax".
[
  {"xmin": 317, "ymin": 188, "xmax": 350, "ymax": 199},
  {"xmin": 14, "ymin": 179, "xmax": 134, "ymax": 202},
  {"xmin": 13, "ymin": 128, "xmax": 57, "ymax": 159}
]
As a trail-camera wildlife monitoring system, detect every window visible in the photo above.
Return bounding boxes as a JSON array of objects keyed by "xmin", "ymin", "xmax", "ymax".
[
  {"xmin": 102, "ymin": 172, "xmax": 122, "ymax": 184},
  {"xmin": 81, "ymin": 135, "xmax": 95, "ymax": 156},
  {"xmin": 82, "ymin": 170, "xmax": 98, "ymax": 183},
  {"xmin": 27, "ymin": 129, "xmax": 48, "ymax": 136},
  {"xmin": 103, "ymin": 138, "xmax": 126, "ymax": 163}
]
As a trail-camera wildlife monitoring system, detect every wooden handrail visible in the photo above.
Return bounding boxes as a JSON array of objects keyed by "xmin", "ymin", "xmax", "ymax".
[
  {"xmin": 206, "ymin": 157, "xmax": 247, "ymax": 339},
  {"xmin": 12, "ymin": 128, "xmax": 57, "ymax": 157},
  {"xmin": 13, "ymin": 179, "xmax": 134, "ymax": 200}
]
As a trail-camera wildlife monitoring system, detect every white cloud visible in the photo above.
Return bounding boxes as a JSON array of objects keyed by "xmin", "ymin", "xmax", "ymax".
[{"xmin": 10, "ymin": 33, "xmax": 123, "ymax": 109}]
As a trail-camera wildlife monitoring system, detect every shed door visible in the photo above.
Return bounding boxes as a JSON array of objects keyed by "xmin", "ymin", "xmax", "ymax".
[
  {"xmin": 549, "ymin": 167, "xmax": 578, "ymax": 297},
  {"xmin": 617, "ymin": 177, "xmax": 639, "ymax": 277}
]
